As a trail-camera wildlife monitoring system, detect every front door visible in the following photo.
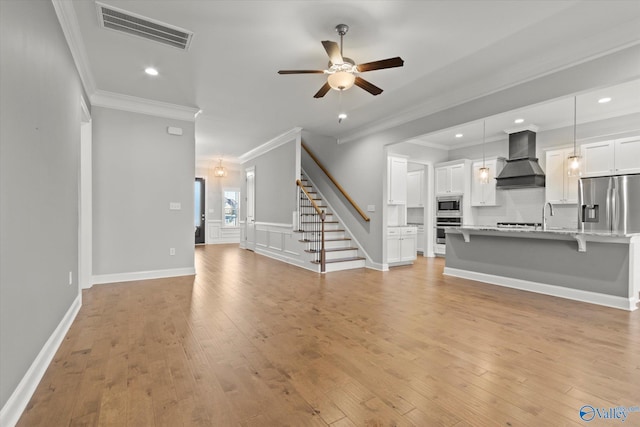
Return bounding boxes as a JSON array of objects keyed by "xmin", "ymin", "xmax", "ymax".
[
  {"xmin": 195, "ymin": 178, "xmax": 205, "ymax": 244},
  {"xmin": 245, "ymin": 168, "xmax": 255, "ymax": 250}
]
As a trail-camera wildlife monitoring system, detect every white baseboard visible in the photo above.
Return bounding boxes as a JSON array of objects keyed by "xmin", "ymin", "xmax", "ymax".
[
  {"xmin": 366, "ymin": 260, "xmax": 387, "ymax": 271},
  {"xmin": 0, "ymin": 293, "xmax": 81, "ymax": 427},
  {"xmin": 444, "ymin": 267, "xmax": 638, "ymax": 311},
  {"xmin": 208, "ymin": 239, "xmax": 241, "ymax": 245},
  {"xmin": 92, "ymin": 267, "xmax": 196, "ymax": 285}
]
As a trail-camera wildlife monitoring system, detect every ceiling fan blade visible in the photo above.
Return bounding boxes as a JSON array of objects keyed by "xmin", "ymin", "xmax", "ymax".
[
  {"xmin": 354, "ymin": 77, "xmax": 383, "ymax": 96},
  {"xmin": 278, "ymin": 70, "xmax": 325, "ymax": 74},
  {"xmin": 321, "ymin": 40, "xmax": 344, "ymax": 65},
  {"xmin": 313, "ymin": 82, "xmax": 332, "ymax": 98},
  {"xmin": 357, "ymin": 57, "xmax": 404, "ymax": 72}
]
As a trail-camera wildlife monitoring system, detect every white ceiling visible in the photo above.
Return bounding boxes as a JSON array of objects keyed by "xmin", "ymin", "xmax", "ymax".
[
  {"xmin": 411, "ymin": 79, "xmax": 640, "ymax": 149},
  {"xmin": 68, "ymin": 0, "xmax": 640, "ymax": 164}
]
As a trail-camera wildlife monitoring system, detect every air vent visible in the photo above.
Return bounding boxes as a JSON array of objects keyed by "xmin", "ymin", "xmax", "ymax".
[{"xmin": 96, "ymin": 2, "xmax": 193, "ymax": 50}]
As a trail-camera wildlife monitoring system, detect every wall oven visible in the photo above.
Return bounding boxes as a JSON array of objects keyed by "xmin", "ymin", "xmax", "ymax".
[
  {"xmin": 436, "ymin": 216, "xmax": 462, "ymax": 244},
  {"xmin": 436, "ymin": 196, "xmax": 462, "ymax": 216}
]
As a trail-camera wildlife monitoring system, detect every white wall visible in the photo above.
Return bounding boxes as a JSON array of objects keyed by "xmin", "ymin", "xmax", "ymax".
[
  {"xmin": 0, "ymin": 0, "xmax": 82, "ymax": 412},
  {"xmin": 92, "ymin": 107, "xmax": 195, "ymax": 280}
]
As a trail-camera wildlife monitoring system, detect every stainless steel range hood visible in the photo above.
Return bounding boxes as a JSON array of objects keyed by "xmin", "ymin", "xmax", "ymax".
[{"xmin": 495, "ymin": 128, "xmax": 545, "ymax": 189}]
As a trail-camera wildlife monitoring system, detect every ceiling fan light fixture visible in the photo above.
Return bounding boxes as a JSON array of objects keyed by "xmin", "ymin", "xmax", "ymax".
[{"xmin": 328, "ymin": 71, "xmax": 355, "ymax": 91}]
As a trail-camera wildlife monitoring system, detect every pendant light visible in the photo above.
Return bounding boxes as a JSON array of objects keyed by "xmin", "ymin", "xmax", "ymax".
[
  {"xmin": 213, "ymin": 158, "xmax": 227, "ymax": 178},
  {"xmin": 479, "ymin": 120, "xmax": 490, "ymax": 184},
  {"xmin": 567, "ymin": 96, "xmax": 581, "ymax": 177}
]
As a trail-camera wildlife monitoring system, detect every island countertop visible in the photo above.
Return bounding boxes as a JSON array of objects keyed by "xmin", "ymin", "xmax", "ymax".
[
  {"xmin": 443, "ymin": 226, "xmax": 640, "ymax": 311},
  {"xmin": 445, "ymin": 225, "xmax": 639, "ymax": 252}
]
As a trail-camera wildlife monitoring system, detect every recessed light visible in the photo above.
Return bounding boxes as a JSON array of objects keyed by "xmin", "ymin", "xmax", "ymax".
[
  {"xmin": 145, "ymin": 67, "xmax": 159, "ymax": 76},
  {"xmin": 514, "ymin": 118, "xmax": 524, "ymax": 124},
  {"xmin": 598, "ymin": 97, "xmax": 612, "ymax": 104},
  {"xmin": 455, "ymin": 133, "xmax": 463, "ymax": 138}
]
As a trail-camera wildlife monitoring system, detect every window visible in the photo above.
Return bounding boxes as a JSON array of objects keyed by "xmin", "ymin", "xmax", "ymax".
[{"xmin": 223, "ymin": 190, "xmax": 240, "ymax": 227}]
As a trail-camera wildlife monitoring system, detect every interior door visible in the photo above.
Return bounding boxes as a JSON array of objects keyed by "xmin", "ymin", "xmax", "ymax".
[
  {"xmin": 245, "ymin": 168, "xmax": 255, "ymax": 250},
  {"xmin": 194, "ymin": 178, "xmax": 205, "ymax": 244}
]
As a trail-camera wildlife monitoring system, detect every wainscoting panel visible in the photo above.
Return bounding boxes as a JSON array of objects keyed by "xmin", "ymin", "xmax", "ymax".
[
  {"xmin": 252, "ymin": 222, "xmax": 313, "ymax": 271},
  {"xmin": 207, "ymin": 220, "xmax": 241, "ymax": 245}
]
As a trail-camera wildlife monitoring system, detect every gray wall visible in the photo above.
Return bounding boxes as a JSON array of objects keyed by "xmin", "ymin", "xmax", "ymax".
[
  {"xmin": 241, "ymin": 139, "xmax": 298, "ymax": 224},
  {"xmin": 92, "ymin": 107, "xmax": 195, "ymax": 275},
  {"xmin": 0, "ymin": 0, "xmax": 82, "ymax": 408}
]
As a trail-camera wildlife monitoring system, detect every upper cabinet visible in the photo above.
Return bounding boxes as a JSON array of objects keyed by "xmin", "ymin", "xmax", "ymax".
[
  {"xmin": 407, "ymin": 169, "xmax": 424, "ymax": 207},
  {"xmin": 582, "ymin": 136, "xmax": 640, "ymax": 177},
  {"xmin": 545, "ymin": 147, "xmax": 578, "ymax": 204},
  {"xmin": 471, "ymin": 158, "xmax": 503, "ymax": 206},
  {"xmin": 388, "ymin": 156, "xmax": 408, "ymax": 204},
  {"xmin": 435, "ymin": 162, "xmax": 466, "ymax": 195}
]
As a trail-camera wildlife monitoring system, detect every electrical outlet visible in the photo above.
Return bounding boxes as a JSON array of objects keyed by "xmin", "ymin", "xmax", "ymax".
[
  {"xmin": 169, "ymin": 248, "xmax": 176, "ymax": 256},
  {"xmin": 68, "ymin": 271, "xmax": 73, "ymax": 285}
]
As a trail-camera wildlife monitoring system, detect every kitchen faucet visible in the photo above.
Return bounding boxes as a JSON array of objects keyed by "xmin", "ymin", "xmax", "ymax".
[{"xmin": 542, "ymin": 202, "xmax": 554, "ymax": 230}]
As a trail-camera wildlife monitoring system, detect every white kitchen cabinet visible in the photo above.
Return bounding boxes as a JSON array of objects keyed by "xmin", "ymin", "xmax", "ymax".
[
  {"xmin": 435, "ymin": 162, "xmax": 466, "ymax": 195},
  {"xmin": 614, "ymin": 136, "xmax": 640, "ymax": 175},
  {"xmin": 471, "ymin": 158, "xmax": 502, "ymax": 206},
  {"xmin": 407, "ymin": 170, "xmax": 424, "ymax": 207},
  {"xmin": 388, "ymin": 156, "xmax": 408, "ymax": 204},
  {"xmin": 387, "ymin": 230, "xmax": 402, "ymax": 263},
  {"xmin": 545, "ymin": 148, "xmax": 578, "ymax": 204},
  {"xmin": 582, "ymin": 140, "xmax": 614, "ymax": 176},
  {"xmin": 387, "ymin": 227, "xmax": 417, "ymax": 264},
  {"xmin": 582, "ymin": 136, "xmax": 640, "ymax": 177}
]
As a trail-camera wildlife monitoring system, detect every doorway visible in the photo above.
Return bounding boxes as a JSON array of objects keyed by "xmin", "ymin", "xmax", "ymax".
[
  {"xmin": 245, "ymin": 167, "xmax": 255, "ymax": 251},
  {"xmin": 195, "ymin": 177, "xmax": 205, "ymax": 244}
]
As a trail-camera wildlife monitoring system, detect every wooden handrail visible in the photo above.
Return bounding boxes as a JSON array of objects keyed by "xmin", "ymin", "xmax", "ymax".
[
  {"xmin": 296, "ymin": 179, "xmax": 325, "ymax": 217},
  {"xmin": 302, "ymin": 143, "xmax": 370, "ymax": 222}
]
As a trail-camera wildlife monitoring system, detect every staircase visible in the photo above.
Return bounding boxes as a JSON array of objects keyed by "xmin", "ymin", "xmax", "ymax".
[{"xmin": 298, "ymin": 172, "xmax": 366, "ymax": 272}]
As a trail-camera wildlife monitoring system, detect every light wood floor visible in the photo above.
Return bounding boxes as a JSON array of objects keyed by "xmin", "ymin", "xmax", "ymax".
[{"xmin": 18, "ymin": 245, "xmax": 640, "ymax": 426}]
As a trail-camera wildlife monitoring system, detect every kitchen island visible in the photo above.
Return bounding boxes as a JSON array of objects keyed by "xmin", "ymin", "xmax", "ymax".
[{"xmin": 444, "ymin": 226, "xmax": 640, "ymax": 311}]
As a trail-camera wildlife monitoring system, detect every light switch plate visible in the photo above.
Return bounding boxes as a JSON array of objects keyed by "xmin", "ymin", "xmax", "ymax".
[
  {"xmin": 169, "ymin": 202, "xmax": 181, "ymax": 210},
  {"xmin": 367, "ymin": 205, "xmax": 376, "ymax": 212}
]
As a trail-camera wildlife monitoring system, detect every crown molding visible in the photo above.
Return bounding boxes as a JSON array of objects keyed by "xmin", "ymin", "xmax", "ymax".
[
  {"xmin": 51, "ymin": 0, "xmax": 96, "ymax": 96},
  {"xmin": 238, "ymin": 127, "xmax": 303, "ymax": 164},
  {"xmin": 91, "ymin": 90, "xmax": 200, "ymax": 122},
  {"xmin": 400, "ymin": 139, "xmax": 451, "ymax": 151}
]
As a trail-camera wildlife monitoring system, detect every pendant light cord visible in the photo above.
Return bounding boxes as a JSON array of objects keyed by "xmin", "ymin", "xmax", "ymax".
[
  {"xmin": 573, "ymin": 96, "xmax": 577, "ymax": 156},
  {"xmin": 482, "ymin": 120, "xmax": 486, "ymax": 167}
]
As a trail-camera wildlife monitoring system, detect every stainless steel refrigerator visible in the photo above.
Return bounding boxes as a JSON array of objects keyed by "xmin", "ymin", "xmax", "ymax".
[{"xmin": 579, "ymin": 174, "xmax": 640, "ymax": 234}]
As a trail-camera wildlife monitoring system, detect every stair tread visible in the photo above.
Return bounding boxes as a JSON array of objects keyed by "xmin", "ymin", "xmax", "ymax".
[
  {"xmin": 311, "ymin": 256, "xmax": 366, "ymax": 265},
  {"xmin": 301, "ymin": 220, "xmax": 339, "ymax": 224},
  {"xmin": 305, "ymin": 247, "xmax": 358, "ymax": 253},
  {"xmin": 299, "ymin": 238, "xmax": 351, "ymax": 243}
]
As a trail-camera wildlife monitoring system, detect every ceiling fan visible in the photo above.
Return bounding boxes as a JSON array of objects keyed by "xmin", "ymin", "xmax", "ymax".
[{"xmin": 278, "ymin": 24, "xmax": 404, "ymax": 98}]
